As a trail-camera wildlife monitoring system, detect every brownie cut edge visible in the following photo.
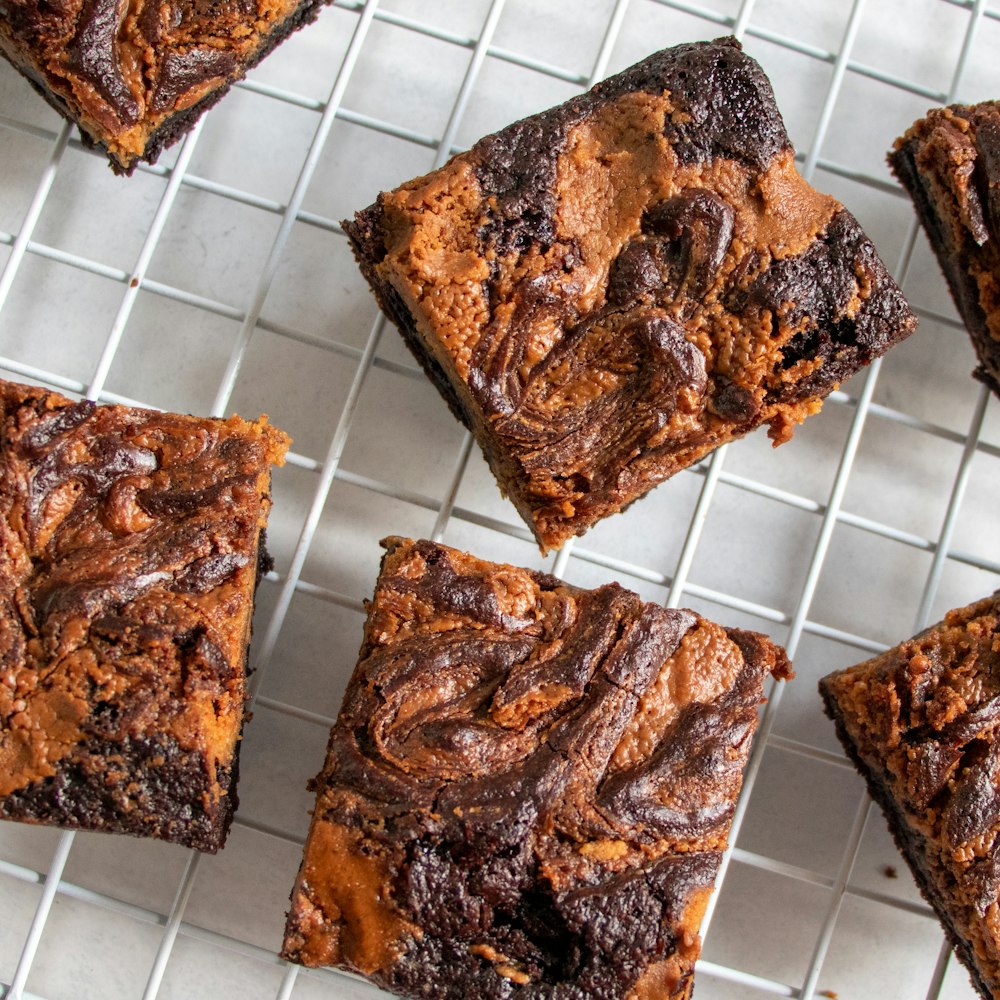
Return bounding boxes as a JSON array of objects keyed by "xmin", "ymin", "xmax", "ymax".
[
  {"xmin": 0, "ymin": 0, "xmax": 330, "ymax": 174},
  {"xmin": 282, "ymin": 536, "xmax": 792, "ymax": 999},
  {"xmin": 820, "ymin": 592, "xmax": 1000, "ymax": 1000},
  {"xmin": 889, "ymin": 101, "xmax": 1000, "ymax": 396}
]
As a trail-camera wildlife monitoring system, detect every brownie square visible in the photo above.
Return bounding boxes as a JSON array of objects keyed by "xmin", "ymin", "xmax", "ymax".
[
  {"xmin": 0, "ymin": 0, "xmax": 329, "ymax": 174},
  {"xmin": 282, "ymin": 537, "xmax": 791, "ymax": 999},
  {"xmin": 890, "ymin": 102, "xmax": 1000, "ymax": 397},
  {"xmin": 0, "ymin": 379, "xmax": 288, "ymax": 852},
  {"xmin": 344, "ymin": 37, "xmax": 917, "ymax": 552},
  {"xmin": 820, "ymin": 593, "xmax": 1000, "ymax": 999}
]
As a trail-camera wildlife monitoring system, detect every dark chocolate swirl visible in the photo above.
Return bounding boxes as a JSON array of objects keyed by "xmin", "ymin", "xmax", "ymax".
[
  {"xmin": 309, "ymin": 538, "xmax": 789, "ymax": 998},
  {"xmin": 0, "ymin": 381, "xmax": 274, "ymax": 697}
]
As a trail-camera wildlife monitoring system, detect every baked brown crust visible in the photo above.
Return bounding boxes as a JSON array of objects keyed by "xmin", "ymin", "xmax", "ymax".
[
  {"xmin": 282, "ymin": 536, "xmax": 791, "ymax": 998},
  {"xmin": 890, "ymin": 102, "xmax": 1000, "ymax": 396},
  {"xmin": 820, "ymin": 594, "xmax": 1000, "ymax": 1000},
  {"xmin": 0, "ymin": 0, "xmax": 328, "ymax": 174},
  {"xmin": 0, "ymin": 379, "xmax": 289, "ymax": 852},
  {"xmin": 344, "ymin": 38, "xmax": 917, "ymax": 552}
]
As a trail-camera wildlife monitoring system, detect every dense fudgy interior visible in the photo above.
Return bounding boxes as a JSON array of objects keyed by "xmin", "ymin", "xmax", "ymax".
[
  {"xmin": 0, "ymin": 0, "xmax": 327, "ymax": 173},
  {"xmin": 282, "ymin": 537, "xmax": 791, "ymax": 999},
  {"xmin": 890, "ymin": 102, "xmax": 1000, "ymax": 396},
  {"xmin": 0, "ymin": 379, "xmax": 288, "ymax": 851},
  {"xmin": 820, "ymin": 594, "xmax": 1000, "ymax": 999},
  {"xmin": 345, "ymin": 38, "xmax": 916, "ymax": 552}
]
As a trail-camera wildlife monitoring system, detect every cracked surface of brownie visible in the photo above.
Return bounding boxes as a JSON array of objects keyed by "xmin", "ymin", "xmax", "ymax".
[
  {"xmin": 282, "ymin": 536, "xmax": 791, "ymax": 999},
  {"xmin": 345, "ymin": 37, "xmax": 917, "ymax": 552},
  {"xmin": 820, "ymin": 593, "xmax": 1000, "ymax": 1000},
  {"xmin": 0, "ymin": 379, "xmax": 288, "ymax": 851},
  {"xmin": 0, "ymin": 0, "xmax": 328, "ymax": 173},
  {"xmin": 890, "ymin": 102, "xmax": 1000, "ymax": 397}
]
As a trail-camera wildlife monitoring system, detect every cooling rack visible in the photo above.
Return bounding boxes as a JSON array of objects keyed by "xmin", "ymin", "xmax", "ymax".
[{"xmin": 1, "ymin": 0, "xmax": 999, "ymax": 997}]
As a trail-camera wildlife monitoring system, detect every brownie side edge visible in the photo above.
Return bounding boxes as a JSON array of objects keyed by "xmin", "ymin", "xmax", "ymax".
[
  {"xmin": 342, "ymin": 202, "xmax": 475, "ymax": 431},
  {"xmin": 130, "ymin": 0, "xmax": 330, "ymax": 174},
  {"xmin": 889, "ymin": 140, "xmax": 1000, "ymax": 395},
  {"xmin": 0, "ymin": 733, "xmax": 232, "ymax": 852},
  {"xmin": 819, "ymin": 678, "xmax": 993, "ymax": 1000}
]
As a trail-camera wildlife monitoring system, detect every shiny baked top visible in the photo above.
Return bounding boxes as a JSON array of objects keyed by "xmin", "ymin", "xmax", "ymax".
[
  {"xmin": 0, "ymin": 0, "xmax": 305, "ymax": 169},
  {"xmin": 347, "ymin": 39, "xmax": 917, "ymax": 551},
  {"xmin": 283, "ymin": 536, "xmax": 790, "ymax": 999},
  {"xmin": 0, "ymin": 379, "xmax": 288, "ymax": 849}
]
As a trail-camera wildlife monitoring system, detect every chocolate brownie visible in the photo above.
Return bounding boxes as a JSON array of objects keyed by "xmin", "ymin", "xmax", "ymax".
[
  {"xmin": 282, "ymin": 536, "xmax": 791, "ymax": 999},
  {"xmin": 344, "ymin": 38, "xmax": 917, "ymax": 552},
  {"xmin": 890, "ymin": 102, "xmax": 1000, "ymax": 396},
  {"xmin": 0, "ymin": 0, "xmax": 329, "ymax": 174},
  {"xmin": 820, "ymin": 593, "xmax": 1000, "ymax": 999},
  {"xmin": 0, "ymin": 379, "xmax": 288, "ymax": 852}
]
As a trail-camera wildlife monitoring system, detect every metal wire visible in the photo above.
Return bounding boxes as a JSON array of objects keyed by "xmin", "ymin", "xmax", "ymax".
[{"xmin": 0, "ymin": 1, "xmax": 998, "ymax": 999}]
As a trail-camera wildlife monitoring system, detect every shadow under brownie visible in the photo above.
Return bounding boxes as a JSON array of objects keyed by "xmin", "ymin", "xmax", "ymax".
[
  {"xmin": 282, "ymin": 536, "xmax": 791, "ymax": 999},
  {"xmin": 345, "ymin": 37, "xmax": 917, "ymax": 552},
  {"xmin": 0, "ymin": 379, "xmax": 288, "ymax": 852}
]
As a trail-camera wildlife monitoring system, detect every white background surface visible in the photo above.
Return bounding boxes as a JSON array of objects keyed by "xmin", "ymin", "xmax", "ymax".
[{"xmin": 1, "ymin": 1, "xmax": 999, "ymax": 998}]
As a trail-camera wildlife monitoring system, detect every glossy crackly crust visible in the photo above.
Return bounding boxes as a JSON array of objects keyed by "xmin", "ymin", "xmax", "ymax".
[
  {"xmin": 0, "ymin": 379, "xmax": 288, "ymax": 852},
  {"xmin": 282, "ymin": 537, "xmax": 791, "ymax": 999},
  {"xmin": 890, "ymin": 103, "xmax": 1000, "ymax": 397},
  {"xmin": 820, "ymin": 595, "xmax": 1000, "ymax": 1000},
  {"xmin": 0, "ymin": 0, "xmax": 327, "ymax": 174},
  {"xmin": 345, "ymin": 37, "xmax": 917, "ymax": 553}
]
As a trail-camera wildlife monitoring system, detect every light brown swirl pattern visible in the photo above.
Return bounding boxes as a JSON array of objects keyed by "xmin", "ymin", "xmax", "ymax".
[
  {"xmin": 821, "ymin": 594, "xmax": 1000, "ymax": 1000},
  {"xmin": 283, "ymin": 537, "xmax": 791, "ymax": 999},
  {"xmin": 345, "ymin": 39, "xmax": 917, "ymax": 551},
  {"xmin": 0, "ymin": 379, "xmax": 288, "ymax": 851},
  {"xmin": 0, "ymin": 0, "xmax": 327, "ymax": 172}
]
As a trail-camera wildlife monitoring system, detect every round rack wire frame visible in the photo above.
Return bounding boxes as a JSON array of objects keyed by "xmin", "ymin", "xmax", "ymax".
[{"xmin": 1, "ymin": 0, "xmax": 999, "ymax": 998}]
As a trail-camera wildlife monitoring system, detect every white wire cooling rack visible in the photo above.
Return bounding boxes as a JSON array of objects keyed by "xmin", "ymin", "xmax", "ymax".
[{"xmin": 1, "ymin": 1, "xmax": 1000, "ymax": 998}]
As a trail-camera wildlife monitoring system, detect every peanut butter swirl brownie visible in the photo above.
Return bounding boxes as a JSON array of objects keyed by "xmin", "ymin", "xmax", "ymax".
[
  {"xmin": 282, "ymin": 537, "xmax": 791, "ymax": 999},
  {"xmin": 820, "ymin": 593, "xmax": 1000, "ymax": 999},
  {"xmin": 890, "ymin": 102, "xmax": 1000, "ymax": 397},
  {"xmin": 344, "ymin": 38, "xmax": 917, "ymax": 552},
  {"xmin": 0, "ymin": 0, "xmax": 328, "ymax": 173},
  {"xmin": 0, "ymin": 379, "xmax": 288, "ymax": 852}
]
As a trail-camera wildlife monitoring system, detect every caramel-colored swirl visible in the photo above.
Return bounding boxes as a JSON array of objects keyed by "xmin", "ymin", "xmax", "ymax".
[
  {"xmin": 1, "ymin": 0, "xmax": 306, "ymax": 168},
  {"xmin": 289, "ymin": 538, "xmax": 790, "ymax": 997},
  {"xmin": 353, "ymin": 41, "xmax": 915, "ymax": 552},
  {"xmin": 0, "ymin": 380, "xmax": 287, "ymax": 843}
]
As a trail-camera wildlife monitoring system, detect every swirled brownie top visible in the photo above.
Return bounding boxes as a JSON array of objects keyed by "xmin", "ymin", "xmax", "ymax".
[
  {"xmin": 0, "ymin": 0, "xmax": 326, "ymax": 173},
  {"xmin": 345, "ymin": 37, "xmax": 917, "ymax": 552},
  {"xmin": 0, "ymin": 379, "xmax": 288, "ymax": 851},
  {"xmin": 282, "ymin": 537, "xmax": 791, "ymax": 999},
  {"xmin": 890, "ymin": 102, "xmax": 1000, "ymax": 397},
  {"xmin": 820, "ymin": 594, "xmax": 1000, "ymax": 999}
]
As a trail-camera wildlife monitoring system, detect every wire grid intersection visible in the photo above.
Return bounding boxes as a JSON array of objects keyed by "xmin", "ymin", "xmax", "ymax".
[{"xmin": 0, "ymin": 1, "xmax": 999, "ymax": 998}]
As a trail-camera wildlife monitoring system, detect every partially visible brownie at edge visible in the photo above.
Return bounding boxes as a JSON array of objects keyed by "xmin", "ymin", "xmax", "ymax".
[
  {"xmin": 890, "ymin": 102, "xmax": 1000, "ymax": 396},
  {"xmin": 0, "ymin": 379, "xmax": 289, "ymax": 852},
  {"xmin": 0, "ymin": 0, "xmax": 329, "ymax": 174},
  {"xmin": 820, "ymin": 594, "xmax": 1000, "ymax": 999},
  {"xmin": 344, "ymin": 37, "xmax": 917, "ymax": 553},
  {"xmin": 282, "ymin": 536, "xmax": 792, "ymax": 999}
]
